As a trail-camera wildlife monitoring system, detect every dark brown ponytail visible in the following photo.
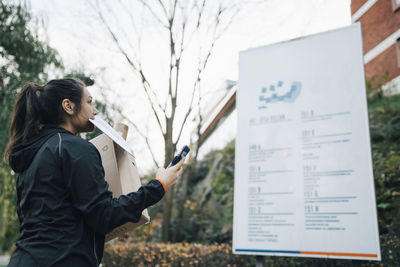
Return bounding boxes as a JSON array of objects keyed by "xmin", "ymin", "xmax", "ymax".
[
  {"xmin": 4, "ymin": 83, "xmax": 44, "ymax": 163},
  {"xmin": 4, "ymin": 78, "xmax": 85, "ymax": 163}
]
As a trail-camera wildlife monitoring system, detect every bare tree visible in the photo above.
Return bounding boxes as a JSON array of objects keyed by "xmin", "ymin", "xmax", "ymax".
[{"xmin": 87, "ymin": 0, "xmax": 254, "ymax": 242}]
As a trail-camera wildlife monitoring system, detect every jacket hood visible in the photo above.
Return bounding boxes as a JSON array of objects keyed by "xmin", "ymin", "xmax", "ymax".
[{"xmin": 9, "ymin": 125, "xmax": 73, "ymax": 173}]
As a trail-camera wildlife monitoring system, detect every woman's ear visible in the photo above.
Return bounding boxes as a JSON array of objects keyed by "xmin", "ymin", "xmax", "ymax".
[{"xmin": 61, "ymin": 99, "xmax": 75, "ymax": 116}]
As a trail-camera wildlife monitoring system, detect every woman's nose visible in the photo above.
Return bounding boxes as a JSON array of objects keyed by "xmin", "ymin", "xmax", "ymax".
[{"xmin": 94, "ymin": 107, "xmax": 99, "ymax": 115}]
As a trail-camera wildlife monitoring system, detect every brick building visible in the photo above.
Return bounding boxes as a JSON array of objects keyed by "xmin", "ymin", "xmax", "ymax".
[{"xmin": 352, "ymin": 0, "xmax": 400, "ymax": 92}]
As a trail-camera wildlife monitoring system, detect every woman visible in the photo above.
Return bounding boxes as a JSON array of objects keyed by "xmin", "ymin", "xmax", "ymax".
[{"xmin": 4, "ymin": 78, "xmax": 184, "ymax": 266}]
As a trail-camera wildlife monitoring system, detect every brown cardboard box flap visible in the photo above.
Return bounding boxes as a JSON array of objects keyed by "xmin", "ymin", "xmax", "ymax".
[{"xmin": 89, "ymin": 116, "xmax": 150, "ymax": 242}]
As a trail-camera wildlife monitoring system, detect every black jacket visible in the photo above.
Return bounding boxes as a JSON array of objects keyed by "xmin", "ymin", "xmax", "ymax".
[{"xmin": 8, "ymin": 125, "xmax": 165, "ymax": 267}]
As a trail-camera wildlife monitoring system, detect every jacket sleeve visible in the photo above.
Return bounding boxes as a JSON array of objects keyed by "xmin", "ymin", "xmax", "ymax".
[{"xmin": 61, "ymin": 140, "xmax": 165, "ymax": 235}]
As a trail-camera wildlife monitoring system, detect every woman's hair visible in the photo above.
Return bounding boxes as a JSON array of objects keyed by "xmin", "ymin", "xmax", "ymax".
[{"xmin": 4, "ymin": 78, "xmax": 85, "ymax": 162}]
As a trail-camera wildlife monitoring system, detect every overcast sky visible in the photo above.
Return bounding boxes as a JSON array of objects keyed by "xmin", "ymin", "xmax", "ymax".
[{"xmin": 29, "ymin": 0, "xmax": 351, "ymax": 172}]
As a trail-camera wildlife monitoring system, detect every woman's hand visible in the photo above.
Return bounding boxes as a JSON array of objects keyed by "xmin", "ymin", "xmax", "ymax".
[{"xmin": 156, "ymin": 157, "xmax": 185, "ymax": 192}]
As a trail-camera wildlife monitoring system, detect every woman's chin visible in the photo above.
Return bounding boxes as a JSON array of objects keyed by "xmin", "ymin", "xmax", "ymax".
[
  {"xmin": 81, "ymin": 122, "xmax": 95, "ymax": 133},
  {"xmin": 87, "ymin": 123, "xmax": 95, "ymax": 132}
]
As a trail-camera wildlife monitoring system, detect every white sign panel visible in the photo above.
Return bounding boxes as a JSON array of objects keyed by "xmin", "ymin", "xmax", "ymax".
[{"xmin": 233, "ymin": 24, "xmax": 380, "ymax": 261}]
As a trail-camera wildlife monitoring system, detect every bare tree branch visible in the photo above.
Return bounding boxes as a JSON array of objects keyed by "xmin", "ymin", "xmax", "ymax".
[
  {"xmin": 164, "ymin": 0, "xmax": 180, "ymax": 120},
  {"xmin": 138, "ymin": 0, "xmax": 169, "ymax": 28},
  {"xmin": 107, "ymin": 1, "xmax": 141, "ymax": 61},
  {"xmin": 171, "ymin": 0, "xmax": 178, "ymax": 22},
  {"xmin": 92, "ymin": 0, "xmax": 166, "ymax": 134},
  {"xmin": 214, "ymin": 3, "xmax": 240, "ymax": 40},
  {"xmin": 117, "ymin": 0, "xmax": 139, "ymax": 32},
  {"xmin": 174, "ymin": 2, "xmax": 238, "ymax": 146},
  {"xmin": 169, "ymin": 0, "xmax": 207, "ymax": 145},
  {"xmin": 120, "ymin": 113, "xmax": 160, "ymax": 168},
  {"xmin": 172, "ymin": 7, "xmax": 187, "ymax": 98},
  {"xmin": 181, "ymin": 0, "xmax": 207, "ymax": 51},
  {"xmin": 157, "ymin": 0, "xmax": 169, "ymax": 20},
  {"xmin": 86, "ymin": 0, "xmax": 254, "ymax": 242},
  {"xmin": 173, "ymin": 72, "xmax": 197, "ymax": 146},
  {"xmin": 196, "ymin": 0, "xmax": 207, "ymax": 28}
]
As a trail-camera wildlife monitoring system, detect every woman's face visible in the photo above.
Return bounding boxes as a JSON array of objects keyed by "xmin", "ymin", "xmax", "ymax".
[{"xmin": 71, "ymin": 87, "xmax": 99, "ymax": 133}]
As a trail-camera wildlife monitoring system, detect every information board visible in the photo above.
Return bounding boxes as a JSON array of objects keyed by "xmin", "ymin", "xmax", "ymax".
[{"xmin": 233, "ymin": 23, "xmax": 381, "ymax": 261}]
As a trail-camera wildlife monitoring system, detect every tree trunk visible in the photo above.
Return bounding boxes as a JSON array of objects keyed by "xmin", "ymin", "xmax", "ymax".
[
  {"xmin": 172, "ymin": 123, "xmax": 203, "ymax": 241},
  {"xmin": 161, "ymin": 118, "xmax": 176, "ymax": 242},
  {"xmin": 172, "ymin": 165, "xmax": 192, "ymax": 242}
]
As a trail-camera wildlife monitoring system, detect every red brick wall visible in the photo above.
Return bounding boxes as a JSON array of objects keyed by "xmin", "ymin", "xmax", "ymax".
[
  {"xmin": 351, "ymin": 0, "xmax": 368, "ymax": 15},
  {"xmin": 365, "ymin": 43, "xmax": 400, "ymax": 80},
  {"xmin": 358, "ymin": 0, "xmax": 400, "ymax": 53},
  {"xmin": 352, "ymin": 0, "xmax": 400, "ymax": 82}
]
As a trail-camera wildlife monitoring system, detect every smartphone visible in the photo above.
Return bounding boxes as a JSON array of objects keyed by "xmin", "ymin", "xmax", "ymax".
[{"xmin": 168, "ymin": 145, "xmax": 190, "ymax": 167}]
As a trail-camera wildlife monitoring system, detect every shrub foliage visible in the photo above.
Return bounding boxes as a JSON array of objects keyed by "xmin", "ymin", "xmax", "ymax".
[{"xmin": 103, "ymin": 242, "xmax": 253, "ymax": 267}]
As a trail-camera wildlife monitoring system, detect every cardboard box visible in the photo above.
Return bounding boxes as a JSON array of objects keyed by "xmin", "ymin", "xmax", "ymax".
[{"xmin": 89, "ymin": 116, "xmax": 150, "ymax": 242}]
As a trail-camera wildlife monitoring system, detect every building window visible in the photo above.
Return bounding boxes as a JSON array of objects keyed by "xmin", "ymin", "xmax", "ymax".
[{"xmin": 393, "ymin": 0, "xmax": 400, "ymax": 12}]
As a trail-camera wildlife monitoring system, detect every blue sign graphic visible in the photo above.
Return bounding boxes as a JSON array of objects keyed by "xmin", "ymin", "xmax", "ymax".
[{"xmin": 258, "ymin": 81, "xmax": 301, "ymax": 109}]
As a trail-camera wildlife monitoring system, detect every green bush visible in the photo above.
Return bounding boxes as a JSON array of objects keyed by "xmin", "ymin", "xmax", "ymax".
[
  {"xmin": 103, "ymin": 240, "xmax": 400, "ymax": 267},
  {"xmin": 103, "ymin": 242, "xmax": 254, "ymax": 267},
  {"xmin": 365, "ymin": 84, "xmax": 400, "ymax": 266}
]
